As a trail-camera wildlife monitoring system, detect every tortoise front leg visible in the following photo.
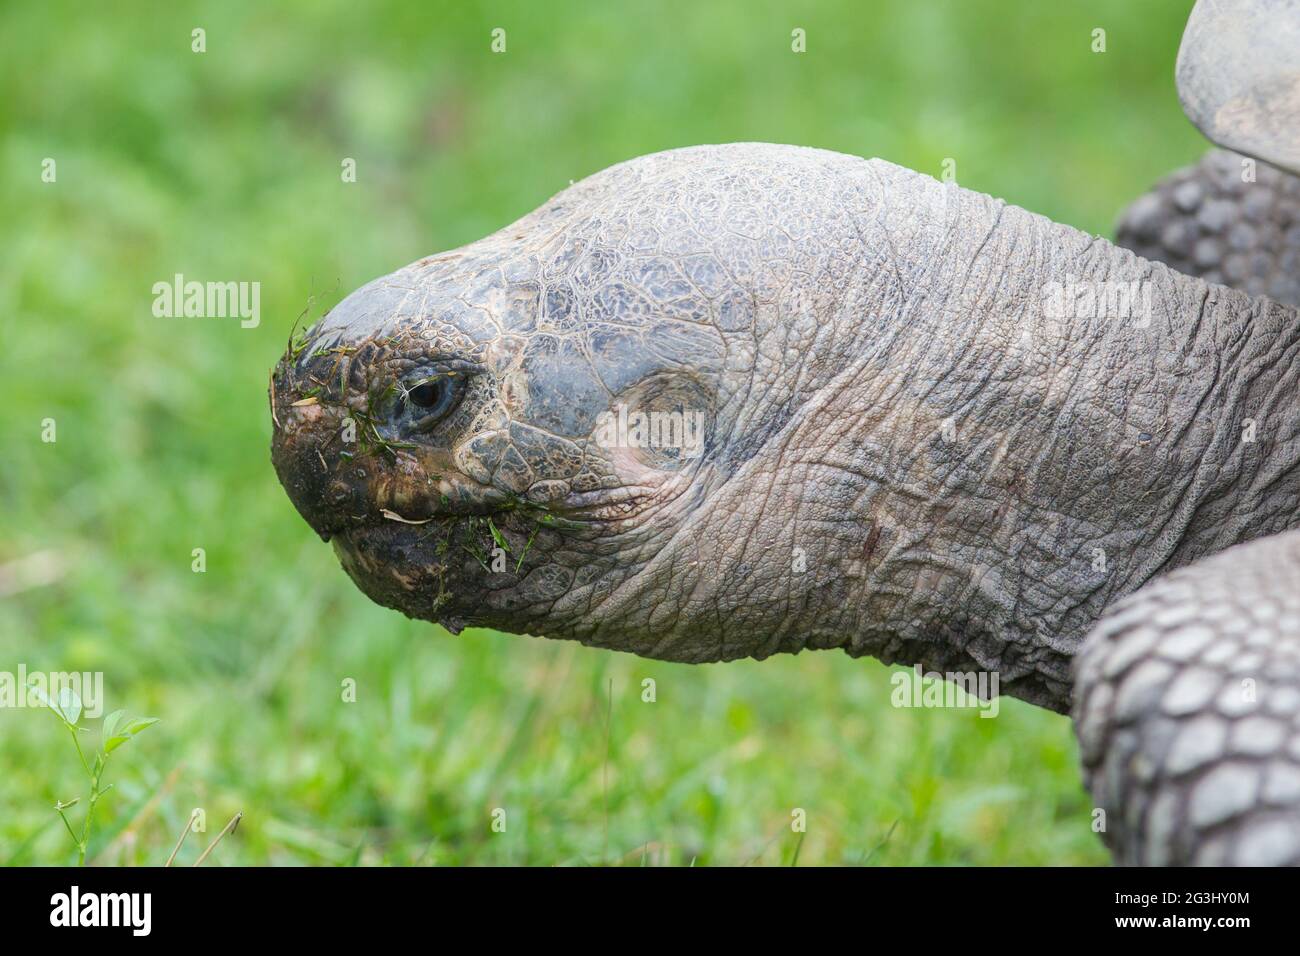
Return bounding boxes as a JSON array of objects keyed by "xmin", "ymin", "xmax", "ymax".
[
  {"xmin": 1115, "ymin": 149, "xmax": 1300, "ymax": 307},
  {"xmin": 1074, "ymin": 528, "xmax": 1300, "ymax": 865}
]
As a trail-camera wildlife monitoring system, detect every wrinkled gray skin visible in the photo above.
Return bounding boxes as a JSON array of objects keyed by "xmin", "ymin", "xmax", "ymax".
[{"xmin": 272, "ymin": 142, "xmax": 1300, "ymax": 865}]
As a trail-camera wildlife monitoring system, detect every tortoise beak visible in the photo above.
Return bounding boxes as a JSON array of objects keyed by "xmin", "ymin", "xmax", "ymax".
[{"xmin": 270, "ymin": 369, "xmax": 367, "ymax": 542}]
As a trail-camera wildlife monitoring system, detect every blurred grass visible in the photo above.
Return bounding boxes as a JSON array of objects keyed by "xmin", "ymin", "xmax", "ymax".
[{"xmin": 0, "ymin": 0, "xmax": 1203, "ymax": 865}]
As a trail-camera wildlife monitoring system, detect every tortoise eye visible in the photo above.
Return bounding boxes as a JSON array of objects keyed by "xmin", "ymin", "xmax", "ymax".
[
  {"xmin": 403, "ymin": 375, "xmax": 465, "ymax": 426},
  {"xmin": 407, "ymin": 380, "xmax": 445, "ymax": 408}
]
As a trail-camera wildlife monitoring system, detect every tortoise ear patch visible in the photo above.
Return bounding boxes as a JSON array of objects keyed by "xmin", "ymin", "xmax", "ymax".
[{"xmin": 593, "ymin": 372, "xmax": 716, "ymax": 472}]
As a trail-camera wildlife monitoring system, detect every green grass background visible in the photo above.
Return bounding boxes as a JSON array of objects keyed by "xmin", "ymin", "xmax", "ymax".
[{"xmin": 1, "ymin": 0, "xmax": 1204, "ymax": 865}]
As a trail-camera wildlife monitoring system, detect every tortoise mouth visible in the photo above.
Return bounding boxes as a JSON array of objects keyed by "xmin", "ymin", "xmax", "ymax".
[{"xmin": 329, "ymin": 501, "xmax": 568, "ymax": 631}]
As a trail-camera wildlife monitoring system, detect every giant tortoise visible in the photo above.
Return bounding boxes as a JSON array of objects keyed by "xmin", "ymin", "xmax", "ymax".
[{"xmin": 271, "ymin": 0, "xmax": 1300, "ymax": 865}]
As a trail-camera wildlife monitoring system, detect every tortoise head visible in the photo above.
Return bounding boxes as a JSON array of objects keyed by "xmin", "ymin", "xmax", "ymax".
[{"xmin": 270, "ymin": 182, "xmax": 726, "ymax": 640}]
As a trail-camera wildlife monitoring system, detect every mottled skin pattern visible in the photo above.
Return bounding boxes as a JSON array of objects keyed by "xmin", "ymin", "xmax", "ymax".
[
  {"xmin": 271, "ymin": 144, "xmax": 1300, "ymax": 864},
  {"xmin": 1117, "ymin": 149, "xmax": 1300, "ymax": 306}
]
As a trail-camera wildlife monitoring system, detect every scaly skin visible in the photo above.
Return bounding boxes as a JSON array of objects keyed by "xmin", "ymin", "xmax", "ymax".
[
  {"xmin": 1075, "ymin": 529, "xmax": 1300, "ymax": 865},
  {"xmin": 1116, "ymin": 149, "xmax": 1300, "ymax": 306},
  {"xmin": 271, "ymin": 144, "xmax": 1300, "ymax": 862}
]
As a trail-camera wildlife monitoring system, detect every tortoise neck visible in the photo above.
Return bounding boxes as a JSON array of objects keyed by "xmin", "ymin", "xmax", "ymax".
[
  {"xmin": 788, "ymin": 165, "xmax": 1300, "ymax": 711},
  {"xmin": 1157, "ymin": 288, "xmax": 1300, "ymax": 568}
]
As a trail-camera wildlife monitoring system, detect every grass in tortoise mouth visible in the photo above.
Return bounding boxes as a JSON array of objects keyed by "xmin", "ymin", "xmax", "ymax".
[{"xmin": 337, "ymin": 505, "xmax": 560, "ymax": 621}]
